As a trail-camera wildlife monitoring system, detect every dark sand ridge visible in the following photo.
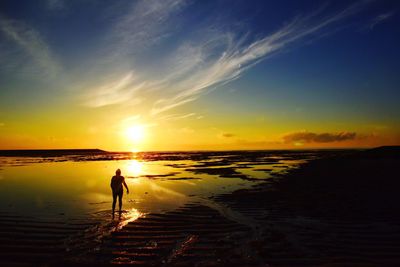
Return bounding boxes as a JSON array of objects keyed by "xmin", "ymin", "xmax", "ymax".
[
  {"xmin": 0, "ymin": 213, "xmax": 99, "ymax": 266},
  {"xmin": 214, "ymin": 146, "xmax": 400, "ymax": 266},
  {"xmin": 2, "ymin": 147, "xmax": 399, "ymax": 266}
]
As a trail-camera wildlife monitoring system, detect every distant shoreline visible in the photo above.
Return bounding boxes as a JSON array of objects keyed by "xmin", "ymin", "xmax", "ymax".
[
  {"xmin": 0, "ymin": 146, "xmax": 397, "ymax": 158},
  {"xmin": 0, "ymin": 149, "xmax": 109, "ymax": 157},
  {"xmin": 0, "ymin": 147, "xmax": 371, "ymax": 156}
]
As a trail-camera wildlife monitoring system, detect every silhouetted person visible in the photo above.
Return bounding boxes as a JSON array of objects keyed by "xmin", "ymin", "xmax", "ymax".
[{"xmin": 111, "ymin": 169, "xmax": 129, "ymax": 219}]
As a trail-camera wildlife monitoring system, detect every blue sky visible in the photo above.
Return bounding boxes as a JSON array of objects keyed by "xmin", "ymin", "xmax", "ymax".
[{"xmin": 0, "ymin": 0, "xmax": 399, "ymax": 150}]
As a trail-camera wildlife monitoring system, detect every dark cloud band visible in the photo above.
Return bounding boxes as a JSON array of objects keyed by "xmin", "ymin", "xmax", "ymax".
[{"xmin": 283, "ymin": 131, "xmax": 357, "ymax": 143}]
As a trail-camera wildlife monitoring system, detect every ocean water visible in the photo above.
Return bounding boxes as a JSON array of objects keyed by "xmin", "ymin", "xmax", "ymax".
[{"xmin": 0, "ymin": 150, "xmax": 327, "ymax": 223}]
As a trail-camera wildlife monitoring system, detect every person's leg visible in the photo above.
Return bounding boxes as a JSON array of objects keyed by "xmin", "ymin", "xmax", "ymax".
[
  {"xmin": 118, "ymin": 192, "xmax": 123, "ymax": 217},
  {"xmin": 118, "ymin": 192, "xmax": 123, "ymax": 211},
  {"xmin": 112, "ymin": 192, "xmax": 117, "ymax": 219}
]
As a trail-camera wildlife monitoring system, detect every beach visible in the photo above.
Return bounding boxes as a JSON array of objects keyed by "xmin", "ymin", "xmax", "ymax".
[
  {"xmin": 2, "ymin": 0, "xmax": 399, "ymax": 265},
  {"xmin": 1, "ymin": 148, "xmax": 399, "ymax": 266}
]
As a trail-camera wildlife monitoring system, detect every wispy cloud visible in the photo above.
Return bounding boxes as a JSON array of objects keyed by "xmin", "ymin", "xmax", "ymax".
[
  {"xmin": 368, "ymin": 11, "xmax": 395, "ymax": 30},
  {"xmin": 105, "ymin": 0, "xmax": 187, "ymax": 61},
  {"xmin": 45, "ymin": 0, "xmax": 66, "ymax": 11},
  {"xmin": 80, "ymin": 0, "xmax": 187, "ymax": 108},
  {"xmin": 158, "ymin": 113, "xmax": 196, "ymax": 121},
  {"xmin": 121, "ymin": 114, "xmax": 142, "ymax": 123},
  {"xmin": 81, "ymin": 0, "xmax": 373, "ymax": 116},
  {"xmin": 0, "ymin": 16, "xmax": 61, "ymax": 79},
  {"xmin": 283, "ymin": 131, "xmax": 357, "ymax": 144},
  {"xmin": 148, "ymin": 1, "xmax": 372, "ymax": 115},
  {"xmin": 84, "ymin": 72, "xmax": 145, "ymax": 107}
]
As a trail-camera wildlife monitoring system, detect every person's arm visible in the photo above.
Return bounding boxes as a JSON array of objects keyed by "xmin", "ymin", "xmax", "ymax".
[{"xmin": 123, "ymin": 177, "xmax": 129, "ymax": 194}]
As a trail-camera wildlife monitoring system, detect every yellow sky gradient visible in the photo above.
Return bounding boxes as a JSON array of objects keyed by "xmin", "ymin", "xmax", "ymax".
[{"xmin": 1, "ymin": 104, "xmax": 398, "ymax": 151}]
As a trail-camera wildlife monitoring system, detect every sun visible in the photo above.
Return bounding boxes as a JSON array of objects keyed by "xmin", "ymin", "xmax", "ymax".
[{"xmin": 125, "ymin": 125, "xmax": 146, "ymax": 143}]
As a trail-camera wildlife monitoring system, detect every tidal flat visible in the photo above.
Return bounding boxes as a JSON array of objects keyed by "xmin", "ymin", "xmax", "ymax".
[{"xmin": 1, "ymin": 148, "xmax": 399, "ymax": 266}]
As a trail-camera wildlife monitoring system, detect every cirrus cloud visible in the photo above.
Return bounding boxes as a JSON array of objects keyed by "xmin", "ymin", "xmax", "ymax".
[
  {"xmin": 79, "ymin": 0, "xmax": 377, "ymax": 115},
  {"xmin": 368, "ymin": 11, "xmax": 395, "ymax": 30},
  {"xmin": 0, "ymin": 16, "xmax": 61, "ymax": 79}
]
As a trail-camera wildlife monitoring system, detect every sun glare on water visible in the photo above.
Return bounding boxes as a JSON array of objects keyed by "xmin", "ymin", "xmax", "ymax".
[{"xmin": 126, "ymin": 159, "xmax": 144, "ymax": 177}]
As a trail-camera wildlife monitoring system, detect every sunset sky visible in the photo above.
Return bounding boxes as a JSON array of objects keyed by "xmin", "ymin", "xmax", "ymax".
[{"xmin": 0, "ymin": 0, "xmax": 399, "ymax": 151}]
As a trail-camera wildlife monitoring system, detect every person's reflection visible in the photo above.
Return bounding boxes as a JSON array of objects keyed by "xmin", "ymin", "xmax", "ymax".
[{"xmin": 110, "ymin": 169, "xmax": 129, "ymax": 219}]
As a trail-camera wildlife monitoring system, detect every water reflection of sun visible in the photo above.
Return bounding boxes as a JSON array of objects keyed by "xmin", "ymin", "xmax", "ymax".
[
  {"xmin": 117, "ymin": 208, "xmax": 142, "ymax": 229},
  {"xmin": 126, "ymin": 159, "xmax": 144, "ymax": 177}
]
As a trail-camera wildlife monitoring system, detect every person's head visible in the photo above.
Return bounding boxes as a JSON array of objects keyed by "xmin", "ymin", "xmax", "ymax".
[{"xmin": 116, "ymin": 169, "xmax": 121, "ymax": 176}]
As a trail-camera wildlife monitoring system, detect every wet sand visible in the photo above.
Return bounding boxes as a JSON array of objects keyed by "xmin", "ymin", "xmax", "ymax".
[
  {"xmin": 1, "ymin": 147, "xmax": 399, "ymax": 266},
  {"xmin": 0, "ymin": 213, "xmax": 98, "ymax": 266},
  {"xmin": 216, "ymin": 146, "xmax": 400, "ymax": 266}
]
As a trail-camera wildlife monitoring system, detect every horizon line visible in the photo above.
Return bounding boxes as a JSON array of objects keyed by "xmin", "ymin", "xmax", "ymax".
[{"xmin": 1, "ymin": 146, "xmax": 392, "ymax": 153}]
